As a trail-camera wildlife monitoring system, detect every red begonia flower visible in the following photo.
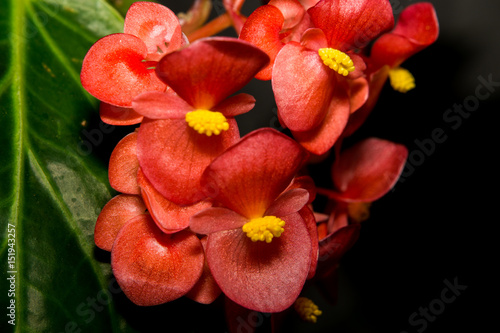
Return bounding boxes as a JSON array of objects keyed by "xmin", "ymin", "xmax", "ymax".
[
  {"xmin": 94, "ymin": 194, "xmax": 147, "ymax": 252},
  {"xmin": 80, "ymin": 2, "xmax": 186, "ymax": 110},
  {"xmin": 190, "ymin": 129, "xmax": 314, "ymax": 313},
  {"xmin": 136, "ymin": 169, "xmax": 212, "ymax": 234},
  {"xmin": 99, "ymin": 103, "xmax": 143, "ymax": 126},
  {"xmin": 269, "ymin": 0, "xmax": 393, "ymax": 154},
  {"xmin": 108, "ymin": 131, "xmax": 140, "ymax": 195},
  {"xmin": 343, "ymin": 3, "xmax": 439, "ymax": 136},
  {"xmin": 330, "ymin": 137, "xmax": 408, "ymax": 202},
  {"xmin": 111, "ymin": 215, "xmax": 204, "ymax": 306},
  {"xmin": 133, "ymin": 37, "xmax": 269, "ymax": 205}
]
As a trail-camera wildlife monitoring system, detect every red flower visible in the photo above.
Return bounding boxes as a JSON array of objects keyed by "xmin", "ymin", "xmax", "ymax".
[
  {"xmin": 189, "ymin": 129, "xmax": 318, "ymax": 313},
  {"xmin": 343, "ymin": 2, "xmax": 439, "ymax": 137},
  {"xmin": 80, "ymin": 2, "xmax": 187, "ymax": 122},
  {"xmin": 241, "ymin": 0, "xmax": 394, "ymax": 154},
  {"xmin": 132, "ymin": 37, "xmax": 269, "ymax": 205}
]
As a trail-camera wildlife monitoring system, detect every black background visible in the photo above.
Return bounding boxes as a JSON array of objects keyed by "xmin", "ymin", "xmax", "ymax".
[{"xmin": 108, "ymin": 1, "xmax": 499, "ymax": 332}]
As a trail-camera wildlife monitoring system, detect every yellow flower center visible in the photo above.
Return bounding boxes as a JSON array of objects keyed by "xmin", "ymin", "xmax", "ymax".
[
  {"xmin": 242, "ymin": 216, "xmax": 285, "ymax": 243},
  {"xmin": 389, "ymin": 67, "xmax": 415, "ymax": 93},
  {"xmin": 185, "ymin": 109, "xmax": 229, "ymax": 136},
  {"xmin": 318, "ymin": 48, "xmax": 355, "ymax": 76},
  {"xmin": 294, "ymin": 297, "xmax": 322, "ymax": 323}
]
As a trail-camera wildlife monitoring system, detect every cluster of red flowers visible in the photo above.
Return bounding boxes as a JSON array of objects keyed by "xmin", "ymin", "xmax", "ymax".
[{"xmin": 80, "ymin": 0, "xmax": 438, "ymax": 328}]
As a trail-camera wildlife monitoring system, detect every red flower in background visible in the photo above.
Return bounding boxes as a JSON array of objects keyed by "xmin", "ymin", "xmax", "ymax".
[
  {"xmin": 132, "ymin": 37, "xmax": 269, "ymax": 205},
  {"xmin": 189, "ymin": 129, "xmax": 318, "ymax": 313},
  {"xmin": 343, "ymin": 2, "xmax": 439, "ymax": 137},
  {"xmin": 80, "ymin": 2, "xmax": 187, "ymax": 124}
]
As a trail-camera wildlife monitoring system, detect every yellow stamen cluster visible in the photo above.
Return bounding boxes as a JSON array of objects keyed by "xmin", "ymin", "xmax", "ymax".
[
  {"xmin": 185, "ymin": 109, "xmax": 229, "ymax": 136},
  {"xmin": 318, "ymin": 48, "xmax": 355, "ymax": 76},
  {"xmin": 389, "ymin": 67, "xmax": 415, "ymax": 93},
  {"xmin": 294, "ymin": 297, "xmax": 322, "ymax": 323},
  {"xmin": 242, "ymin": 216, "xmax": 285, "ymax": 243},
  {"xmin": 347, "ymin": 202, "xmax": 372, "ymax": 223}
]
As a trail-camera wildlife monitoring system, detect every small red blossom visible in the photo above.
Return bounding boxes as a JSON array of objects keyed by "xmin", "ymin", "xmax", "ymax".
[
  {"xmin": 189, "ymin": 129, "xmax": 317, "ymax": 312},
  {"xmin": 80, "ymin": 2, "xmax": 187, "ymax": 120}
]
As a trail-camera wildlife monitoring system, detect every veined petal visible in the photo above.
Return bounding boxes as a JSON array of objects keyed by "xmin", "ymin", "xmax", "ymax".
[
  {"xmin": 81, "ymin": 33, "xmax": 166, "ymax": 107},
  {"xmin": 132, "ymin": 90, "xmax": 193, "ymax": 119},
  {"xmin": 189, "ymin": 207, "xmax": 248, "ymax": 235},
  {"xmin": 137, "ymin": 118, "xmax": 240, "ymax": 205},
  {"xmin": 331, "ymin": 137, "xmax": 408, "ymax": 202},
  {"xmin": 124, "ymin": 2, "xmax": 185, "ymax": 61},
  {"xmin": 370, "ymin": 3, "xmax": 439, "ymax": 68},
  {"xmin": 137, "ymin": 169, "xmax": 212, "ymax": 234},
  {"xmin": 239, "ymin": 4, "xmax": 286, "ymax": 81},
  {"xmin": 308, "ymin": 0, "xmax": 394, "ymax": 50},
  {"xmin": 205, "ymin": 212, "xmax": 312, "ymax": 312},
  {"xmin": 156, "ymin": 37, "xmax": 269, "ymax": 109},
  {"xmin": 273, "ymin": 41, "xmax": 335, "ymax": 132},
  {"xmin": 108, "ymin": 131, "xmax": 140, "ymax": 195},
  {"xmin": 94, "ymin": 195, "xmax": 147, "ymax": 252},
  {"xmin": 265, "ymin": 188, "xmax": 309, "ymax": 217},
  {"xmin": 99, "ymin": 103, "xmax": 143, "ymax": 126},
  {"xmin": 212, "ymin": 93, "xmax": 256, "ymax": 117},
  {"xmin": 201, "ymin": 128, "xmax": 308, "ymax": 219},
  {"xmin": 111, "ymin": 216, "xmax": 204, "ymax": 306},
  {"xmin": 291, "ymin": 84, "xmax": 350, "ymax": 155}
]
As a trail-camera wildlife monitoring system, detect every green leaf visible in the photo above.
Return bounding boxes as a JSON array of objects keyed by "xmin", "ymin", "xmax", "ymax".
[
  {"xmin": 0, "ymin": 0, "xmax": 139, "ymax": 331},
  {"xmin": 106, "ymin": 0, "xmax": 158, "ymax": 16}
]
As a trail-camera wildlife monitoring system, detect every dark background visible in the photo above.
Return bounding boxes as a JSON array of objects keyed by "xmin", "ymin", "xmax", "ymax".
[{"xmin": 111, "ymin": 0, "xmax": 499, "ymax": 332}]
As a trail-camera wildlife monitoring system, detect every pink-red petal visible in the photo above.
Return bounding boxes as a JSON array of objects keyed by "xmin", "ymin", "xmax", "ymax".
[
  {"xmin": 265, "ymin": 188, "xmax": 309, "ymax": 217},
  {"xmin": 99, "ymin": 103, "xmax": 143, "ymax": 126},
  {"xmin": 201, "ymin": 128, "xmax": 308, "ymax": 219},
  {"xmin": 205, "ymin": 212, "xmax": 311, "ymax": 312},
  {"xmin": 81, "ymin": 33, "xmax": 166, "ymax": 107},
  {"xmin": 108, "ymin": 131, "xmax": 140, "ymax": 195},
  {"xmin": 137, "ymin": 118, "xmax": 240, "ymax": 205},
  {"xmin": 94, "ymin": 195, "xmax": 147, "ymax": 252},
  {"xmin": 273, "ymin": 41, "xmax": 335, "ymax": 132},
  {"xmin": 308, "ymin": 0, "xmax": 394, "ymax": 50},
  {"xmin": 137, "ymin": 169, "xmax": 212, "ymax": 234},
  {"xmin": 111, "ymin": 215, "xmax": 204, "ymax": 306},
  {"xmin": 132, "ymin": 90, "xmax": 193, "ymax": 119},
  {"xmin": 156, "ymin": 37, "xmax": 269, "ymax": 109},
  {"xmin": 189, "ymin": 207, "xmax": 248, "ymax": 235},
  {"xmin": 331, "ymin": 137, "xmax": 408, "ymax": 202}
]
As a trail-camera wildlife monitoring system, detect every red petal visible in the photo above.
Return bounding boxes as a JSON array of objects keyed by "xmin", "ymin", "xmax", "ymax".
[
  {"xmin": 212, "ymin": 93, "xmax": 256, "ymax": 117},
  {"xmin": 81, "ymin": 33, "xmax": 166, "ymax": 107},
  {"xmin": 316, "ymin": 224, "xmax": 360, "ymax": 278},
  {"xmin": 239, "ymin": 4, "xmax": 285, "ymax": 81},
  {"xmin": 348, "ymin": 76, "xmax": 369, "ymax": 113},
  {"xmin": 201, "ymin": 128, "xmax": 308, "ymax": 218},
  {"xmin": 291, "ymin": 84, "xmax": 350, "ymax": 155},
  {"xmin": 156, "ymin": 37, "xmax": 269, "ymax": 108},
  {"xmin": 132, "ymin": 90, "xmax": 192, "ymax": 119},
  {"xmin": 94, "ymin": 195, "xmax": 147, "ymax": 251},
  {"xmin": 269, "ymin": 0, "xmax": 306, "ymax": 30},
  {"xmin": 124, "ymin": 2, "xmax": 184, "ymax": 61},
  {"xmin": 205, "ymin": 212, "xmax": 311, "ymax": 312},
  {"xmin": 108, "ymin": 131, "xmax": 140, "ymax": 195},
  {"xmin": 331, "ymin": 137, "xmax": 408, "ymax": 201},
  {"xmin": 111, "ymin": 216, "xmax": 204, "ymax": 306},
  {"xmin": 300, "ymin": 27, "xmax": 328, "ymax": 51},
  {"xmin": 189, "ymin": 207, "xmax": 248, "ymax": 235},
  {"xmin": 186, "ymin": 237, "xmax": 222, "ymax": 304},
  {"xmin": 308, "ymin": 0, "xmax": 394, "ymax": 50},
  {"xmin": 370, "ymin": 3, "xmax": 439, "ymax": 68},
  {"xmin": 99, "ymin": 103, "xmax": 143, "ymax": 126},
  {"xmin": 299, "ymin": 206, "xmax": 319, "ymax": 279},
  {"xmin": 273, "ymin": 42, "xmax": 335, "ymax": 132},
  {"xmin": 137, "ymin": 118, "xmax": 240, "ymax": 205},
  {"xmin": 287, "ymin": 175, "xmax": 317, "ymax": 204},
  {"xmin": 137, "ymin": 169, "xmax": 212, "ymax": 233},
  {"xmin": 265, "ymin": 188, "xmax": 309, "ymax": 217}
]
